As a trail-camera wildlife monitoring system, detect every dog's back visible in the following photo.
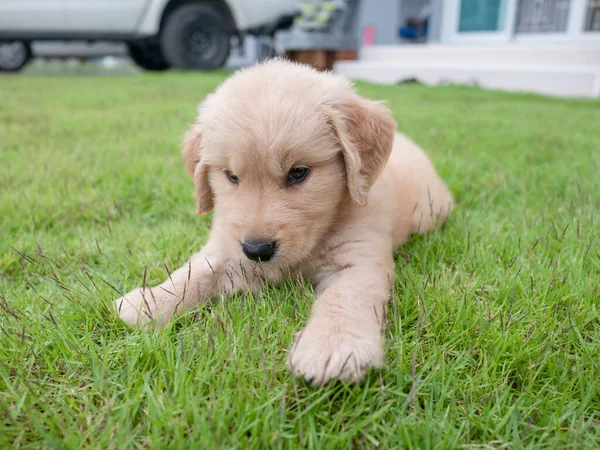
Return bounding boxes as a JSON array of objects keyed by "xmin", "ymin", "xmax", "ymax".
[{"xmin": 373, "ymin": 133, "xmax": 454, "ymax": 247}]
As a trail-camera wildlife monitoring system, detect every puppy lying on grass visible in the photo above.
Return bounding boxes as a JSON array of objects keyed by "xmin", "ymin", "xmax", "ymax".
[{"xmin": 116, "ymin": 59, "xmax": 453, "ymax": 386}]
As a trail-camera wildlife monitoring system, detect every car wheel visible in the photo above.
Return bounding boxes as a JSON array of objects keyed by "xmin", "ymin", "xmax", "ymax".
[
  {"xmin": 160, "ymin": 3, "xmax": 233, "ymax": 70},
  {"xmin": 127, "ymin": 39, "xmax": 170, "ymax": 71},
  {"xmin": 0, "ymin": 41, "xmax": 31, "ymax": 72}
]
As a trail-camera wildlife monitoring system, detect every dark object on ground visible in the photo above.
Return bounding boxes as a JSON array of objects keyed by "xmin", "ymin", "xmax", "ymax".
[{"xmin": 399, "ymin": 17, "xmax": 429, "ymax": 42}]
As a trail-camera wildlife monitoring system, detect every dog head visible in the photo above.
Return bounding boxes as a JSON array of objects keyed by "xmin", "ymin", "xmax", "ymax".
[{"xmin": 182, "ymin": 59, "xmax": 396, "ymax": 267}]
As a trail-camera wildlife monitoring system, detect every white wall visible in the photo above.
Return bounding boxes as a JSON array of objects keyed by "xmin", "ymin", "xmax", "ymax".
[
  {"xmin": 399, "ymin": 0, "xmax": 427, "ymax": 23},
  {"xmin": 358, "ymin": 0, "xmax": 401, "ymax": 45}
]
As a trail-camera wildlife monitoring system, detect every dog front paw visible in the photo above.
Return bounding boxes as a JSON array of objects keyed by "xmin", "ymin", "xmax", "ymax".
[
  {"xmin": 115, "ymin": 287, "xmax": 177, "ymax": 328},
  {"xmin": 287, "ymin": 320, "xmax": 383, "ymax": 386},
  {"xmin": 115, "ymin": 287, "xmax": 153, "ymax": 327}
]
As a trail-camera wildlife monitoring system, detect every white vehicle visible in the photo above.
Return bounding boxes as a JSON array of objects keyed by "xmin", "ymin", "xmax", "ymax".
[{"xmin": 0, "ymin": 0, "xmax": 302, "ymax": 71}]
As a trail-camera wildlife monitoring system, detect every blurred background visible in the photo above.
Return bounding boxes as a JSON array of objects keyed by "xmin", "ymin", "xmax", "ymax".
[{"xmin": 1, "ymin": 0, "xmax": 599, "ymax": 98}]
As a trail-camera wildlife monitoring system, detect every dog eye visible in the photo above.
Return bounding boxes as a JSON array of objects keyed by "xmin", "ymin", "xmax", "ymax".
[
  {"xmin": 287, "ymin": 167, "xmax": 309, "ymax": 185},
  {"xmin": 224, "ymin": 170, "xmax": 239, "ymax": 184}
]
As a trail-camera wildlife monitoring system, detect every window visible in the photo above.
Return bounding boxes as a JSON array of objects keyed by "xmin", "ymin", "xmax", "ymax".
[
  {"xmin": 584, "ymin": 0, "xmax": 600, "ymax": 31},
  {"xmin": 515, "ymin": 0, "xmax": 571, "ymax": 33},
  {"xmin": 458, "ymin": 0, "xmax": 507, "ymax": 32}
]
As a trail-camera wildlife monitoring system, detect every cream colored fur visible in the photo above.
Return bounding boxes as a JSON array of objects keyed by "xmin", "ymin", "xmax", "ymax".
[{"xmin": 116, "ymin": 59, "xmax": 453, "ymax": 386}]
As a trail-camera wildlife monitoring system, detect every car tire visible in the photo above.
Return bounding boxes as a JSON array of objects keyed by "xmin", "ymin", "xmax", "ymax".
[
  {"xmin": 128, "ymin": 39, "xmax": 170, "ymax": 71},
  {"xmin": 0, "ymin": 41, "xmax": 31, "ymax": 72},
  {"xmin": 160, "ymin": 3, "xmax": 233, "ymax": 70}
]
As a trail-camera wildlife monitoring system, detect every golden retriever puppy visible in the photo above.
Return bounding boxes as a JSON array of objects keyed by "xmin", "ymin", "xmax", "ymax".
[{"xmin": 116, "ymin": 59, "xmax": 453, "ymax": 386}]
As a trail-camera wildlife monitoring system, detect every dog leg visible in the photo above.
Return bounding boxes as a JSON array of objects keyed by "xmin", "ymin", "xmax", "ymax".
[
  {"xmin": 288, "ymin": 244, "xmax": 394, "ymax": 386},
  {"xmin": 115, "ymin": 240, "xmax": 259, "ymax": 328}
]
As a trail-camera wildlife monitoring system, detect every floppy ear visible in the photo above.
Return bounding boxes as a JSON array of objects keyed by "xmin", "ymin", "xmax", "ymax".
[
  {"xmin": 182, "ymin": 123, "xmax": 214, "ymax": 215},
  {"xmin": 330, "ymin": 95, "xmax": 397, "ymax": 206}
]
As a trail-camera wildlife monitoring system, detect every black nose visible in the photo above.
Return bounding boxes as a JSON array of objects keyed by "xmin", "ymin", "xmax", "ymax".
[{"xmin": 242, "ymin": 240, "xmax": 276, "ymax": 262}]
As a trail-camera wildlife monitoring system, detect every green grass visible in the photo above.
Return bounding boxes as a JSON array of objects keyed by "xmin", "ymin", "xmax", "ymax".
[{"xmin": 1, "ymin": 69, "xmax": 599, "ymax": 449}]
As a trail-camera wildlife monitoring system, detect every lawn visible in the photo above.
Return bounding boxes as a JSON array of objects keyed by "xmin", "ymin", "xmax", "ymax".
[{"xmin": 1, "ymin": 69, "xmax": 599, "ymax": 449}]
